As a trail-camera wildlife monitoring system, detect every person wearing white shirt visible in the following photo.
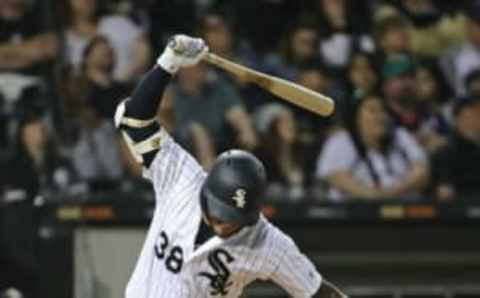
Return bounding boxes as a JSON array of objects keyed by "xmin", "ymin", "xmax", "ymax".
[{"xmin": 316, "ymin": 94, "xmax": 429, "ymax": 201}]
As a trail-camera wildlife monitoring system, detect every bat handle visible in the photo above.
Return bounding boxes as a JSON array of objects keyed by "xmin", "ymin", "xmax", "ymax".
[
  {"xmin": 202, "ymin": 52, "xmax": 255, "ymax": 82},
  {"xmin": 202, "ymin": 53, "xmax": 233, "ymax": 70},
  {"xmin": 203, "ymin": 53, "xmax": 219, "ymax": 65}
]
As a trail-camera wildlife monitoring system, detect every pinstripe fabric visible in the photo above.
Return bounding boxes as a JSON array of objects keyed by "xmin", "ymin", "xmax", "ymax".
[{"xmin": 125, "ymin": 133, "xmax": 322, "ymax": 298}]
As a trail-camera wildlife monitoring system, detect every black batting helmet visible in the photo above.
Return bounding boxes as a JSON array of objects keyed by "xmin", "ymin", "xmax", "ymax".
[{"xmin": 200, "ymin": 150, "xmax": 267, "ymax": 226}]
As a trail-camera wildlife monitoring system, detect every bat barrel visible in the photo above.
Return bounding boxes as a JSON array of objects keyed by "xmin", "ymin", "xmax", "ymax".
[{"xmin": 203, "ymin": 53, "xmax": 335, "ymax": 117}]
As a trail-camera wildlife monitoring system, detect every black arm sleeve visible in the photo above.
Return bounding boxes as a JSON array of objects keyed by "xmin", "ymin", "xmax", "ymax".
[
  {"xmin": 120, "ymin": 66, "xmax": 172, "ymax": 168},
  {"xmin": 124, "ymin": 65, "xmax": 172, "ymax": 120}
]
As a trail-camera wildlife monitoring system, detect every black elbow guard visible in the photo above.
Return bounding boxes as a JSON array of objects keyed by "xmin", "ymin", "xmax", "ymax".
[{"xmin": 114, "ymin": 100, "xmax": 166, "ymax": 167}]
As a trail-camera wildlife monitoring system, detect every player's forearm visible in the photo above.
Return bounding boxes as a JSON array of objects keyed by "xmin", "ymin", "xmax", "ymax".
[
  {"xmin": 125, "ymin": 66, "xmax": 172, "ymax": 120},
  {"xmin": 125, "ymin": 35, "xmax": 207, "ymax": 120},
  {"xmin": 114, "ymin": 35, "xmax": 207, "ymax": 166}
]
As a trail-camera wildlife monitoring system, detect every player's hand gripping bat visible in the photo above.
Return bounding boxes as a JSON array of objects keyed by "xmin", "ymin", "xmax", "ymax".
[{"xmin": 202, "ymin": 53, "xmax": 335, "ymax": 117}]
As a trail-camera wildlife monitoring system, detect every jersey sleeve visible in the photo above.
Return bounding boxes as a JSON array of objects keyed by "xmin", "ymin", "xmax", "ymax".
[
  {"xmin": 268, "ymin": 234, "xmax": 322, "ymax": 298},
  {"xmin": 141, "ymin": 130, "xmax": 206, "ymax": 201},
  {"xmin": 114, "ymin": 62, "xmax": 208, "ymax": 202}
]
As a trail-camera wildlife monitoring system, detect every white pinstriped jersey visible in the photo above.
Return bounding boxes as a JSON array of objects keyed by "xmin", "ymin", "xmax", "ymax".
[{"xmin": 125, "ymin": 131, "xmax": 322, "ymax": 298}]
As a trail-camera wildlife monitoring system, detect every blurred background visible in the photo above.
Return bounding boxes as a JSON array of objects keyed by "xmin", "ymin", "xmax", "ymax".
[{"xmin": 1, "ymin": 0, "xmax": 480, "ymax": 297}]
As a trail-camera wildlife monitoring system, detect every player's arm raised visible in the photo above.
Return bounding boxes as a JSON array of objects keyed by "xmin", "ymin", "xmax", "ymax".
[
  {"xmin": 114, "ymin": 35, "xmax": 209, "ymax": 200},
  {"xmin": 114, "ymin": 35, "xmax": 208, "ymax": 168}
]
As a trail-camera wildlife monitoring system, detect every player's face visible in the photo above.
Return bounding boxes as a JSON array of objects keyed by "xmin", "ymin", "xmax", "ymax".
[{"xmin": 207, "ymin": 216, "xmax": 243, "ymax": 239}]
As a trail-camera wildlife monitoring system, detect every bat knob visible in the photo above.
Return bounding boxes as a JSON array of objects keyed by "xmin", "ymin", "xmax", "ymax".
[{"xmin": 167, "ymin": 37, "xmax": 187, "ymax": 55}]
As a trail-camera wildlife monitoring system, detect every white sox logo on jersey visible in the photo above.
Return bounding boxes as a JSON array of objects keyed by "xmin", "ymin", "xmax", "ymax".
[
  {"xmin": 198, "ymin": 249, "xmax": 235, "ymax": 296},
  {"xmin": 232, "ymin": 189, "xmax": 247, "ymax": 208}
]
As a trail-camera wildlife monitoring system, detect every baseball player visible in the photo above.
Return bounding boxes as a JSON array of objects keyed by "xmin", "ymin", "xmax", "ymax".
[{"xmin": 115, "ymin": 34, "xmax": 347, "ymax": 298}]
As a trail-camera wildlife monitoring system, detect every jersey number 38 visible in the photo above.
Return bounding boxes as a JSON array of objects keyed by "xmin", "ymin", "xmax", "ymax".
[{"xmin": 154, "ymin": 231, "xmax": 184, "ymax": 274}]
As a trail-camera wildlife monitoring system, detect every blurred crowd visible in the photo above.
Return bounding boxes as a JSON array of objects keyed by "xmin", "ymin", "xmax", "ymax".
[
  {"xmin": 2, "ymin": 0, "xmax": 480, "ymax": 296},
  {"xmin": 1, "ymin": 0, "xmax": 480, "ymax": 206}
]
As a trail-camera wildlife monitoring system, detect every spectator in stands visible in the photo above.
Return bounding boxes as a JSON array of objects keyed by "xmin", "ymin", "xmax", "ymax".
[
  {"xmin": 68, "ymin": 36, "xmax": 130, "ymax": 120},
  {"xmin": 197, "ymin": 13, "xmax": 265, "ymax": 112},
  {"xmin": 346, "ymin": 51, "xmax": 380, "ymax": 103},
  {"xmin": 315, "ymin": 94, "xmax": 429, "ymax": 201},
  {"xmin": 254, "ymin": 103, "xmax": 304, "ymax": 200},
  {"xmin": 0, "ymin": 0, "xmax": 58, "ymax": 74},
  {"xmin": 374, "ymin": 14, "xmax": 412, "ymax": 64},
  {"xmin": 216, "ymin": 1, "xmax": 304, "ymax": 53},
  {"xmin": 382, "ymin": 54, "xmax": 420, "ymax": 130},
  {"xmin": 145, "ymin": 90, "xmax": 217, "ymax": 171},
  {"xmin": 441, "ymin": 5, "xmax": 480, "ymax": 95},
  {"xmin": 315, "ymin": 0, "xmax": 375, "ymax": 71},
  {"xmin": 392, "ymin": 0, "xmax": 466, "ymax": 56},
  {"xmin": 70, "ymin": 103, "xmax": 124, "ymax": 191},
  {"xmin": 171, "ymin": 63, "xmax": 258, "ymax": 153},
  {"xmin": 395, "ymin": 0, "xmax": 442, "ymax": 28},
  {"xmin": 169, "ymin": 121, "xmax": 218, "ymax": 171},
  {"xmin": 295, "ymin": 63, "xmax": 337, "ymax": 182},
  {"xmin": 263, "ymin": 22, "xmax": 320, "ymax": 81},
  {"xmin": 0, "ymin": 0, "xmax": 58, "ymax": 148},
  {"xmin": 62, "ymin": 0, "xmax": 151, "ymax": 82},
  {"xmin": 197, "ymin": 13, "xmax": 264, "ymax": 72},
  {"xmin": 296, "ymin": 62, "xmax": 336, "ymax": 104},
  {"xmin": 382, "ymin": 54, "xmax": 451, "ymax": 152},
  {"xmin": 1, "ymin": 112, "xmax": 75, "ymax": 298},
  {"xmin": 414, "ymin": 59, "xmax": 452, "ymax": 152},
  {"xmin": 198, "ymin": 13, "xmax": 236, "ymax": 62},
  {"xmin": 431, "ymin": 95, "xmax": 480, "ymax": 200},
  {"xmin": 3, "ymin": 112, "xmax": 76, "ymax": 199},
  {"xmin": 465, "ymin": 69, "xmax": 480, "ymax": 97}
]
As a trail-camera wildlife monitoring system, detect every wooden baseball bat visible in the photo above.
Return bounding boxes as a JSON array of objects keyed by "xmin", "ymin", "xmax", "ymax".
[{"xmin": 203, "ymin": 53, "xmax": 335, "ymax": 117}]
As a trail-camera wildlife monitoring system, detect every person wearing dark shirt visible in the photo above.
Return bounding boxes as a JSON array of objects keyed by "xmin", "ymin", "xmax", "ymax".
[
  {"xmin": 4, "ymin": 113, "xmax": 75, "ymax": 198},
  {"xmin": 0, "ymin": 0, "xmax": 58, "ymax": 74},
  {"xmin": 171, "ymin": 63, "xmax": 258, "ymax": 152},
  {"xmin": 0, "ymin": 113, "xmax": 75, "ymax": 298},
  {"xmin": 80, "ymin": 36, "xmax": 130, "ymax": 119},
  {"xmin": 431, "ymin": 95, "xmax": 480, "ymax": 200}
]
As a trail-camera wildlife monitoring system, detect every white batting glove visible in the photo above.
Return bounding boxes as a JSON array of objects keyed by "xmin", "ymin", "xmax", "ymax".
[{"xmin": 157, "ymin": 34, "xmax": 208, "ymax": 74}]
